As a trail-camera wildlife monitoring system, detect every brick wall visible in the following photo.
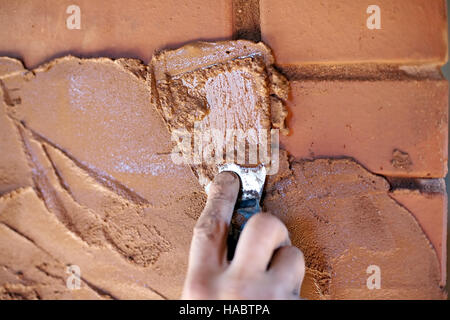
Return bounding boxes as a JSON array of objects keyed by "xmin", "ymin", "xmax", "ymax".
[{"xmin": 247, "ymin": 0, "xmax": 449, "ymax": 295}]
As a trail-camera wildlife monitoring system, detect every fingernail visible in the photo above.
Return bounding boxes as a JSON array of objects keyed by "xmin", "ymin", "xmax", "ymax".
[{"xmin": 215, "ymin": 171, "xmax": 238, "ymax": 184}]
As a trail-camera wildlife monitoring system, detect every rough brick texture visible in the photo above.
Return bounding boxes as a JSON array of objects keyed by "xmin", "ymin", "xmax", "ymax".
[
  {"xmin": 260, "ymin": 0, "xmax": 448, "ymax": 65},
  {"xmin": 281, "ymin": 80, "xmax": 448, "ymax": 178},
  {"xmin": 0, "ymin": 0, "xmax": 232, "ymax": 68}
]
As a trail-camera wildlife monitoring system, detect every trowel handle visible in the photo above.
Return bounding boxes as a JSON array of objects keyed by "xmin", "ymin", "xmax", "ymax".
[
  {"xmin": 235, "ymin": 198, "xmax": 261, "ymax": 230},
  {"xmin": 227, "ymin": 198, "xmax": 261, "ymax": 260}
]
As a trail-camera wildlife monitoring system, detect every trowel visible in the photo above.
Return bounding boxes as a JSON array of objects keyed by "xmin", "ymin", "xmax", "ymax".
[
  {"xmin": 212, "ymin": 163, "xmax": 266, "ymax": 259},
  {"xmin": 151, "ymin": 40, "xmax": 288, "ymax": 258}
]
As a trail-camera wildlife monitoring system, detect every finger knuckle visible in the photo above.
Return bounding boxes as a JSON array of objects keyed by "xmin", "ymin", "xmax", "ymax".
[
  {"xmin": 248, "ymin": 213, "xmax": 287, "ymax": 236},
  {"xmin": 194, "ymin": 215, "xmax": 226, "ymax": 241},
  {"xmin": 208, "ymin": 187, "xmax": 236, "ymax": 204},
  {"xmin": 209, "ymin": 192, "xmax": 233, "ymax": 204},
  {"xmin": 284, "ymin": 246, "xmax": 305, "ymax": 263}
]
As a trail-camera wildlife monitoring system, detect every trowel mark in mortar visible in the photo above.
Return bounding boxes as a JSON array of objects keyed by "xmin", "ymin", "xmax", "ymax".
[
  {"xmin": 0, "ymin": 219, "xmax": 103, "ymax": 299},
  {"xmin": 19, "ymin": 122, "xmax": 150, "ymax": 206},
  {"xmin": 31, "ymin": 135, "xmax": 172, "ymax": 267},
  {"xmin": 16, "ymin": 125, "xmax": 108, "ymax": 246},
  {"xmin": 103, "ymin": 222, "xmax": 171, "ymax": 267},
  {"xmin": 19, "ymin": 121, "xmax": 196, "ymax": 211},
  {"xmin": 1, "ymin": 56, "xmax": 191, "ymax": 210},
  {"xmin": 113, "ymin": 153, "xmax": 171, "ymax": 176},
  {"xmin": 0, "ymin": 283, "xmax": 41, "ymax": 300},
  {"xmin": 63, "ymin": 60, "xmax": 174, "ymax": 177},
  {"xmin": 0, "ymin": 188, "xmax": 168, "ymax": 299},
  {"xmin": 0, "ymin": 79, "xmax": 21, "ymax": 107}
]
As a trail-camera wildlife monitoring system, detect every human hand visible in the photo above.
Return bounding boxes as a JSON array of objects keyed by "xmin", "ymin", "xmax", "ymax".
[{"xmin": 182, "ymin": 171, "xmax": 305, "ymax": 300}]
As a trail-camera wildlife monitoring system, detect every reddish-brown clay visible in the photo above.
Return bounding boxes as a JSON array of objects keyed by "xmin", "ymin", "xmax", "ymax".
[{"xmin": 263, "ymin": 152, "xmax": 445, "ymax": 299}]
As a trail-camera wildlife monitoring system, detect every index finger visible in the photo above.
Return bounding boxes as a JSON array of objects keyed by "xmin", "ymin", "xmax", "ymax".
[
  {"xmin": 200, "ymin": 171, "xmax": 240, "ymax": 226},
  {"xmin": 188, "ymin": 171, "xmax": 240, "ymax": 271}
]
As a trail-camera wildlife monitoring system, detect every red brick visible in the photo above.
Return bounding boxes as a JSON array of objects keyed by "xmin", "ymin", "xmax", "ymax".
[
  {"xmin": 0, "ymin": 0, "xmax": 232, "ymax": 68},
  {"xmin": 390, "ymin": 188, "xmax": 447, "ymax": 287},
  {"xmin": 281, "ymin": 80, "xmax": 448, "ymax": 178},
  {"xmin": 260, "ymin": 0, "xmax": 448, "ymax": 65}
]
